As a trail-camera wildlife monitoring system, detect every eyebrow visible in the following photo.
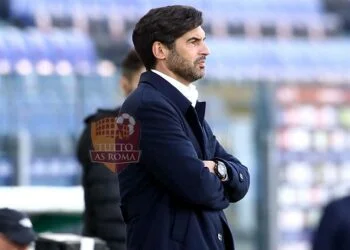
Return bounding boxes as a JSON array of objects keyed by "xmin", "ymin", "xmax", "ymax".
[{"xmin": 187, "ymin": 35, "xmax": 206, "ymax": 42}]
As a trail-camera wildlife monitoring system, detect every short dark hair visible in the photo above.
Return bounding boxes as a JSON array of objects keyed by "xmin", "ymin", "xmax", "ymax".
[
  {"xmin": 121, "ymin": 49, "xmax": 144, "ymax": 80},
  {"xmin": 132, "ymin": 5, "xmax": 203, "ymax": 70}
]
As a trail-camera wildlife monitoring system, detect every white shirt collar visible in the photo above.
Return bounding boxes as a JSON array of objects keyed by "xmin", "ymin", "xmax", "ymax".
[{"xmin": 151, "ymin": 69, "xmax": 198, "ymax": 107}]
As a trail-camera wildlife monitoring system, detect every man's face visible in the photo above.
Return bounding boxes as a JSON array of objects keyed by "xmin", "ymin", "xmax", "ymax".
[
  {"xmin": 0, "ymin": 234, "xmax": 29, "ymax": 250},
  {"xmin": 165, "ymin": 26, "xmax": 210, "ymax": 84},
  {"xmin": 120, "ymin": 67, "xmax": 145, "ymax": 97}
]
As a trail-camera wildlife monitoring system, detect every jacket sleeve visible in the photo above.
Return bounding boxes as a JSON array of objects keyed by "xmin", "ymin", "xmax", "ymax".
[
  {"xmin": 76, "ymin": 124, "xmax": 126, "ymax": 249},
  {"xmin": 76, "ymin": 126, "xmax": 95, "ymax": 237},
  {"xmin": 137, "ymin": 101, "xmax": 229, "ymax": 211},
  {"xmin": 213, "ymin": 139, "xmax": 250, "ymax": 203},
  {"xmin": 312, "ymin": 203, "xmax": 340, "ymax": 250}
]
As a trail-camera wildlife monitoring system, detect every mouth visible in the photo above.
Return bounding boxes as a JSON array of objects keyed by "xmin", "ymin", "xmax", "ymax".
[{"xmin": 197, "ymin": 60, "xmax": 206, "ymax": 69}]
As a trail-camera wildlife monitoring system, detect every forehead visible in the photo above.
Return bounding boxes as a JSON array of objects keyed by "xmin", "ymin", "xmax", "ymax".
[{"xmin": 178, "ymin": 26, "xmax": 206, "ymax": 40}]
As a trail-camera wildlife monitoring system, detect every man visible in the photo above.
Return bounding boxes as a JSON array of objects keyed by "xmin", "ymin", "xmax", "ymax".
[
  {"xmin": 118, "ymin": 5, "xmax": 250, "ymax": 250},
  {"xmin": 0, "ymin": 208, "xmax": 36, "ymax": 250},
  {"xmin": 312, "ymin": 195, "xmax": 350, "ymax": 250},
  {"xmin": 76, "ymin": 49, "xmax": 145, "ymax": 250}
]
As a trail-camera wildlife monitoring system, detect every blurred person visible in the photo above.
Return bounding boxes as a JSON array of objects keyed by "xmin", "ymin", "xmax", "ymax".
[
  {"xmin": 76, "ymin": 49, "xmax": 145, "ymax": 250},
  {"xmin": 0, "ymin": 0, "xmax": 10, "ymax": 20},
  {"xmin": 118, "ymin": 5, "xmax": 250, "ymax": 250},
  {"xmin": 312, "ymin": 195, "xmax": 350, "ymax": 250},
  {"xmin": 0, "ymin": 208, "xmax": 36, "ymax": 250}
]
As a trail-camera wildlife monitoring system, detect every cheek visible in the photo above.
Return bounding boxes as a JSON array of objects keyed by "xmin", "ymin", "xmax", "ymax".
[
  {"xmin": 190, "ymin": 54, "xmax": 200, "ymax": 65},
  {"xmin": 176, "ymin": 46, "xmax": 194, "ymax": 62}
]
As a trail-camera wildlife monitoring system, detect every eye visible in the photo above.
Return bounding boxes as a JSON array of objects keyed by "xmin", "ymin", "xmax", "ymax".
[{"xmin": 190, "ymin": 39, "xmax": 200, "ymax": 46}]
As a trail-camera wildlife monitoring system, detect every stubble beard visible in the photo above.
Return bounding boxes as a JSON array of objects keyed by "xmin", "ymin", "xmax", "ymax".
[{"xmin": 167, "ymin": 48, "xmax": 205, "ymax": 83}]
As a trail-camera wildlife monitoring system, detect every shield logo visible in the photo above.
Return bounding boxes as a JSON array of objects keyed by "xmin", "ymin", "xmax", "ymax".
[{"xmin": 90, "ymin": 113, "xmax": 141, "ymax": 172}]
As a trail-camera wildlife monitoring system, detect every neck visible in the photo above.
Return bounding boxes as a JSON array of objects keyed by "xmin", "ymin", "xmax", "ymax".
[{"xmin": 154, "ymin": 64, "xmax": 191, "ymax": 86}]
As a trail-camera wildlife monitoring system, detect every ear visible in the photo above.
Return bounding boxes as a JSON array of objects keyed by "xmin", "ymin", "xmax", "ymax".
[{"xmin": 152, "ymin": 41, "xmax": 167, "ymax": 60}]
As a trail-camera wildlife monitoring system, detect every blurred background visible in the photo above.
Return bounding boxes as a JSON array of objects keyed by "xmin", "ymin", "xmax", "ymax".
[{"xmin": 1, "ymin": 0, "xmax": 350, "ymax": 250}]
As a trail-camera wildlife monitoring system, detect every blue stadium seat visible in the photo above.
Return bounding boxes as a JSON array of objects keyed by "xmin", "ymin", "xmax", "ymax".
[
  {"xmin": 0, "ymin": 77, "xmax": 8, "ymax": 134},
  {"xmin": 79, "ymin": 72, "xmax": 119, "ymax": 118},
  {"xmin": 33, "ymin": 29, "xmax": 97, "ymax": 70},
  {"xmin": 263, "ymin": 0, "xmax": 321, "ymax": 14},
  {"xmin": 10, "ymin": 0, "xmax": 35, "ymax": 25},
  {"xmin": 4, "ymin": 72, "xmax": 36, "ymax": 134},
  {"xmin": 324, "ymin": 40, "xmax": 350, "ymax": 75},
  {"xmin": 0, "ymin": 157, "xmax": 14, "ymax": 186},
  {"xmin": 0, "ymin": 35, "xmax": 9, "ymax": 63},
  {"xmin": 205, "ymin": 0, "xmax": 322, "ymax": 20},
  {"xmin": 0, "ymin": 28, "xmax": 98, "ymax": 135},
  {"xmin": 32, "ymin": 71, "xmax": 77, "ymax": 135},
  {"xmin": 24, "ymin": 30, "xmax": 54, "ymax": 64},
  {"xmin": 1, "ymin": 29, "xmax": 29, "ymax": 69},
  {"xmin": 30, "ymin": 156, "xmax": 80, "ymax": 186},
  {"xmin": 45, "ymin": 30, "xmax": 70, "ymax": 64},
  {"xmin": 64, "ymin": 30, "xmax": 97, "ymax": 68},
  {"xmin": 204, "ymin": 36, "xmax": 350, "ymax": 81}
]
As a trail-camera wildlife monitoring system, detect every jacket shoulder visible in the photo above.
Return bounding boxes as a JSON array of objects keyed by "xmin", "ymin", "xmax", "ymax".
[
  {"xmin": 121, "ymin": 83, "xmax": 167, "ymax": 115},
  {"xmin": 326, "ymin": 195, "xmax": 350, "ymax": 214}
]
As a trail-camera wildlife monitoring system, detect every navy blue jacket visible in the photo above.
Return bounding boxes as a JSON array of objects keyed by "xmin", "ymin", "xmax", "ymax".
[
  {"xmin": 118, "ymin": 71, "xmax": 250, "ymax": 250},
  {"xmin": 312, "ymin": 196, "xmax": 350, "ymax": 250}
]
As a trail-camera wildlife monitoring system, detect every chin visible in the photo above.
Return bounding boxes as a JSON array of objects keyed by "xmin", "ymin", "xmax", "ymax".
[
  {"xmin": 192, "ymin": 76, "xmax": 203, "ymax": 82},
  {"xmin": 197, "ymin": 71, "xmax": 205, "ymax": 78}
]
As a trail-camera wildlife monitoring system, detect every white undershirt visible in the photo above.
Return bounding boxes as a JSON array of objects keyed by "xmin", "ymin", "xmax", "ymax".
[{"xmin": 151, "ymin": 69, "xmax": 198, "ymax": 107}]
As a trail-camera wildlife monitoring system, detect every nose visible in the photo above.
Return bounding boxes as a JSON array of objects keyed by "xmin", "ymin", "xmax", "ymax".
[{"xmin": 201, "ymin": 42, "xmax": 210, "ymax": 56}]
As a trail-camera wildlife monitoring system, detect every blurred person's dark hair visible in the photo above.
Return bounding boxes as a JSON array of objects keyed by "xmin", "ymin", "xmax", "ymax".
[
  {"xmin": 132, "ymin": 5, "xmax": 203, "ymax": 70},
  {"xmin": 119, "ymin": 48, "xmax": 145, "ymax": 97},
  {"xmin": 120, "ymin": 49, "xmax": 144, "ymax": 81}
]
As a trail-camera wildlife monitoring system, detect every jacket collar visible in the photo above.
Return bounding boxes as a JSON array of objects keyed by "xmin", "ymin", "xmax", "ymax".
[
  {"xmin": 151, "ymin": 69, "xmax": 198, "ymax": 107},
  {"xmin": 139, "ymin": 71, "xmax": 206, "ymax": 124},
  {"xmin": 140, "ymin": 71, "xmax": 191, "ymax": 112}
]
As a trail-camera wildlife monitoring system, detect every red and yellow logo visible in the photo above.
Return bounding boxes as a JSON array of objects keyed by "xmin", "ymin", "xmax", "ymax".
[{"xmin": 89, "ymin": 113, "xmax": 141, "ymax": 172}]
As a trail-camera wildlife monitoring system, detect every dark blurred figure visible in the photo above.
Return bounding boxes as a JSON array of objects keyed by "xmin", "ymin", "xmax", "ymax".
[
  {"xmin": 0, "ymin": 208, "xmax": 36, "ymax": 250},
  {"xmin": 0, "ymin": 0, "xmax": 10, "ymax": 20},
  {"xmin": 312, "ymin": 196, "xmax": 350, "ymax": 250},
  {"xmin": 76, "ymin": 49, "xmax": 144, "ymax": 250}
]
